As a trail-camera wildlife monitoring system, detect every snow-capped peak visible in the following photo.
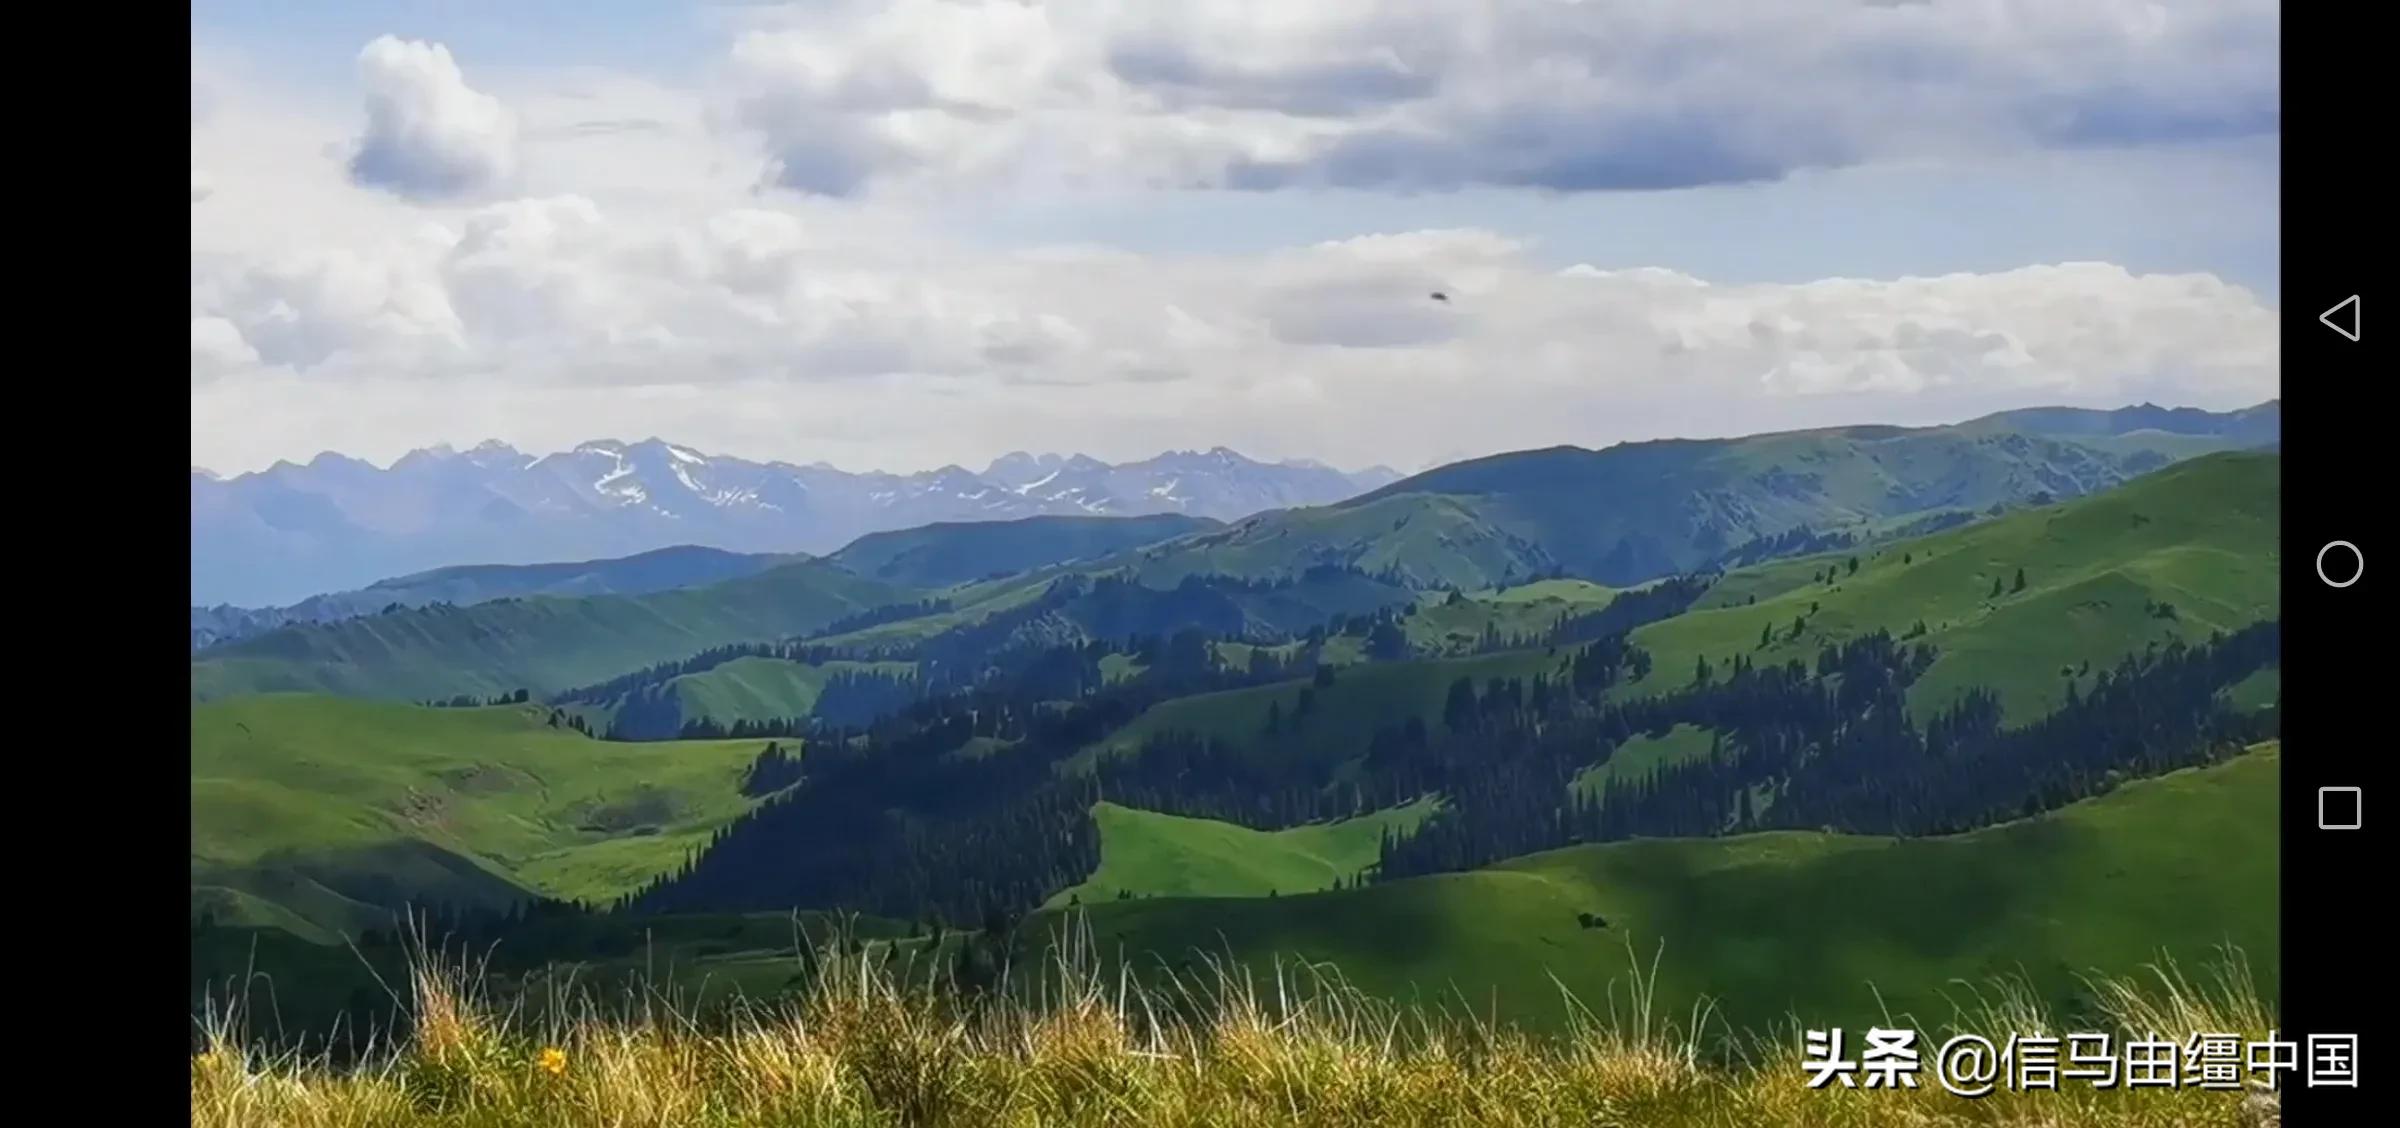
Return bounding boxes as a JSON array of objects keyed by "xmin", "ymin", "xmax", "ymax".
[{"xmin": 193, "ymin": 436, "xmax": 1397, "ymax": 605}]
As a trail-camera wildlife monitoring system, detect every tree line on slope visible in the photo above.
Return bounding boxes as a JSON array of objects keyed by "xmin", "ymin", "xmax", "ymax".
[
  {"xmin": 1373, "ymin": 621, "xmax": 2277, "ymax": 879},
  {"xmin": 617, "ymin": 577, "xmax": 1718, "ymax": 923}
]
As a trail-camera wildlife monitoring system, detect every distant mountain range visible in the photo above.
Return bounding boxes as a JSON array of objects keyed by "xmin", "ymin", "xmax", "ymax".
[
  {"xmin": 191, "ymin": 441, "xmax": 1401, "ymax": 606},
  {"xmin": 191, "ymin": 516, "xmax": 1224, "ymax": 653},
  {"xmin": 188, "ymin": 546, "xmax": 807, "ymax": 652},
  {"xmin": 190, "ymin": 400, "xmax": 2279, "ymax": 688}
]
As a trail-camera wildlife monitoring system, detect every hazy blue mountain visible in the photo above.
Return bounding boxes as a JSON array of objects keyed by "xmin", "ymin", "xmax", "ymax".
[
  {"xmin": 191, "ymin": 440, "xmax": 1395, "ymax": 606},
  {"xmin": 190, "ymin": 545, "xmax": 802, "ymax": 652}
]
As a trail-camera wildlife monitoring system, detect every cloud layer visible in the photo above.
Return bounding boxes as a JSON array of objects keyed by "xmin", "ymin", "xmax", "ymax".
[
  {"xmin": 727, "ymin": 0, "xmax": 2278, "ymax": 197},
  {"xmin": 188, "ymin": 194, "xmax": 2277, "ymax": 474},
  {"xmin": 188, "ymin": 6, "xmax": 2280, "ymax": 476}
]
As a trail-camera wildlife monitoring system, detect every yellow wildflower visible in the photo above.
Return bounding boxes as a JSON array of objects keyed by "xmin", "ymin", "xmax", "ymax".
[{"xmin": 536, "ymin": 1046, "xmax": 568, "ymax": 1077}]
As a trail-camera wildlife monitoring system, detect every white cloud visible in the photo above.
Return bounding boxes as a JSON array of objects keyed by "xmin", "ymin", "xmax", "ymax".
[
  {"xmin": 722, "ymin": 0, "xmax": 2278, "ymax": 197},
  {"xmin": 190, "ymin": 316, "xmax": 260, "ymax": 379},
  {"xmin": 185, "ymin": 8, "xmax": 2281, "ymax": 477},
  {"xmin": 348, "ymin": 36, "xmax": 518, "ymax": 201},
  {"xmin": 187, "ymin": 194, "xmax": 2278, "ymax": 474}
]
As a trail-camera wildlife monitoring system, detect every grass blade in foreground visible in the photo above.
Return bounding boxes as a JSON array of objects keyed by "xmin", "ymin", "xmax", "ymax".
[{"xmin": 193, "ymin": 917, "xmax": 2287, "ymax": 1127}]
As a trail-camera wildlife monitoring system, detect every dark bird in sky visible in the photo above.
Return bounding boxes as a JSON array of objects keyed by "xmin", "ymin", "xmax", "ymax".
[{"xmin": 1429, "ymin": 291, "xmax": 1449, "ymax": 302}]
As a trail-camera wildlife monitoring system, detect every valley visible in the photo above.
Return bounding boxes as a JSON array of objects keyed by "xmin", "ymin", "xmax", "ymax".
[{"xmin": 187, "ymin": 403, "xmax": 2283, "ymax": 1045}]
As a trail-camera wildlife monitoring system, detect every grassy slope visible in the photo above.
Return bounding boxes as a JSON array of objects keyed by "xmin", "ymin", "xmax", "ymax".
[
  {"xmin": 1074, "ymin": 743, "xmax": 2280, "ymax": 1034},
  {"xmin": 1122, "ymin": 493, "xmax": 1557, "ymax": 589},
  {"xmin": 1402, "ymin": 579, "xmax": 1619, "ymax": 654},
  {"xmin": 1073, "ymin": 648, "xmax": 1576, "ymax": 772},
  {"xmin": 667, "ymin": 657, "xmax": 918, "ymax": 722},
  {"xmin": 806, "ymin": 572, "xmax": 1061, "ymax": 651},
  {"xmin": 1159, "ymin": 416, "xmax": 2270, "ymax": 590},
  {"xmin": 829, "ymin": 513, "xmax": 1219, "ymax": 587},
  {"xmin": 1569, "ymin": 724, "xmax": 1718, "ymax": 800},
  {"xmin": 1078, "ymin": 454, "xmax": 2277, "ymax": 775},
  {"xmin": 1047, "ymin": 801, "xmax": 1437, "ymax": 907},
  {"xmin": 815, "ymin": 568, "xmax": 1414, "ymax": 661},
  {"xmin": 191, "ymin": 562, "xmax": 915, "ymax": 702},
  {"xmin": 1622, "ymin": 451, "xmax": 2279, "ymax": 720},
  {"xmin": 191, "ymin": 695, "xmax": 771, "ymax": 937},
  {"xmin": 355, "ymin": 546, "xmax": 808, "ymax": 606}
]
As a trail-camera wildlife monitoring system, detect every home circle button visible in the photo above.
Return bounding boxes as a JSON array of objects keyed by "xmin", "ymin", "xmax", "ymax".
[{"xmin": 2316, "ymin": 541, "xmax": 2364, "ymax": 589}]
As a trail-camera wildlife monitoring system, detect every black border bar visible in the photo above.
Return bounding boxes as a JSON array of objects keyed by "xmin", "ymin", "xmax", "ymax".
[{"xmin": 2281, "ymin": 5, "xmax": 2384, "ymax": 1115}]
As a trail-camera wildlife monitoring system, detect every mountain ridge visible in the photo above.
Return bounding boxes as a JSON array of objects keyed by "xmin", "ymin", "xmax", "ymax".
[
  {"xmin": 1129, "ymin": 400, "xmax": 2281, "ymax": 588},
  {"xmin": 193, "ymin": 441, "xmax": 1399, "ymax": 606}
]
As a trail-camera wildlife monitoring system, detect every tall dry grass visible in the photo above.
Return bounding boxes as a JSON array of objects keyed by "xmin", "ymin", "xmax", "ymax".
[{"xmin": 192, "ymin": 919, "xmax": 2284, "ymax": 1127}]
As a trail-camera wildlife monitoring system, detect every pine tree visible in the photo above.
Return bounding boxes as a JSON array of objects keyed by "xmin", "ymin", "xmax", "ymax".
[{"xmin": 2012, "ymin": 567, "xmax": 2027, "ymax": 593}]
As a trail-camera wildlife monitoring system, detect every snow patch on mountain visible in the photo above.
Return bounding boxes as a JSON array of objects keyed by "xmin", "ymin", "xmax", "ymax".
[{"xmin": 192, "ymin": 439, "xmax": 1395, "ymax": 605}]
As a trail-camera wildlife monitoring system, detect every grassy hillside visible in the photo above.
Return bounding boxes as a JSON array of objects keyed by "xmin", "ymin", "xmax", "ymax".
[
  {"xmin": 830, "ymin": 513, "xmax": 1219, "ymax": 587},
  {"xmin": 1622, "ymin": 450, "xmax": 2279, "ymax": 720},
  {"xmin": 1072, "ymin": 742, "xmax": 2280, "ymax": 1034},
  {"xmin": 812, "ymin": 568, "xmax": 1417, "ymax": 666},
  {"xmin": 191, "ymin": 546, "xmax": 805, "ymax": 652},
  {"xmin": 1135, "ymin": 408, "xmax": 2274, "ymax": 590},
  {"xmin": 190, "ymin": 561, "xmax": 915, "ymax": 702},
  {"xmin": 191, "ymin": 695, "xmax": 773, "ymax": 938},
  {"xmin": 570, "ymin": 656, "xmax": 921, "ymax": 737},
  {"xmin": 1074, "ymin": 648, "xmax": 1575, "ymax": 771},
  {"xmin": 666, "ymin": 657, "xmax": 917, "ymax": 722},
  {"xmin": 355, "ymin": 545, "xmax": 804, "ymax": 605},
  {"xmin": 1047, "ymin": 800, "xmax": 1437, "ymax": 907},
  {"xmin": 1125, "ymin": 493, "xmax": 1557, "ymax": 589},
  {"xmin": 1401, "ymin": 578, "xmax": 1619, "ymax": 654},
  {"xmin": 1065, "ymin": 452, "xmax": 2273, "ymax": 807},
  {"xmin": 1569, "ymin": 724, "xmax": 1718, "ymax": 801}
]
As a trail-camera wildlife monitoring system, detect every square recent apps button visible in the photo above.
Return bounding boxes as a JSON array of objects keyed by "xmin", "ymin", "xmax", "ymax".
[{"xmin": 2319, "ymin": 786, "xmax": 2363, "ymax": 830}]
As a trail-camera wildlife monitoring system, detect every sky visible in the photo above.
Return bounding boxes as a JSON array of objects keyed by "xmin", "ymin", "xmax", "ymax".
[{"xmin": 190, "ymin": 1, "xmax": 2282, "ymax": 477}]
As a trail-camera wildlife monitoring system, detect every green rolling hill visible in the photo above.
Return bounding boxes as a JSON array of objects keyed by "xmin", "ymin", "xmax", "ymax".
[
  {"xmin": 1127, "ymin": 493, "xmax": 1559, "ymax": 590},
  {"xmin": 189, "ymin": 560, "xmax": 915, "ymax": 702},
  {"xmin": 808, "ymin": 566, "xmax": 1417, "ymax": 663},
  {"xmin": 576, "ymin": 656, "xmax": 920, "ymax": 738},
  {"xmin": 1116, "ymin": 403, "xmax": 2276, "ymax": 590},
  {"xmin": 657, "ymin": 657, "xmax": 916, "ymax": 722},
  {"xmin": 1066, "ymin": 742, "xmax": 2280, "ymax": 1035},
  {"xmin": 1073, "ymin": 647, "xmax": 1573, "ymax": 773},
  {"xmin": 1569, "ymin": 724, "xmax": 1719, "ymax": 800},
  {"xmin": 1047, "ymin": 800, "xmax": 1438, "ymax": 907},
  {"xmin": 191, "ymin": 545, "xmax": 807, "ymax": 652},
  {"xmin": 829, "ymin": 513, "xmax": 1219, "ymax": 587},
  {"xmin": 1082, "ymin": 451, "xmax": 2277, "ymax": 765},
  {"xmin": 1400, "ymin": 578, "xmax": 1621, "ymax": 653},
  {"xmin": 1622, "ymin": 450, "xmax": 2279, "ymax": 720},
  {"xmin": 191, "ymin": 695, "xmax": 776, "ymax": 939}
]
